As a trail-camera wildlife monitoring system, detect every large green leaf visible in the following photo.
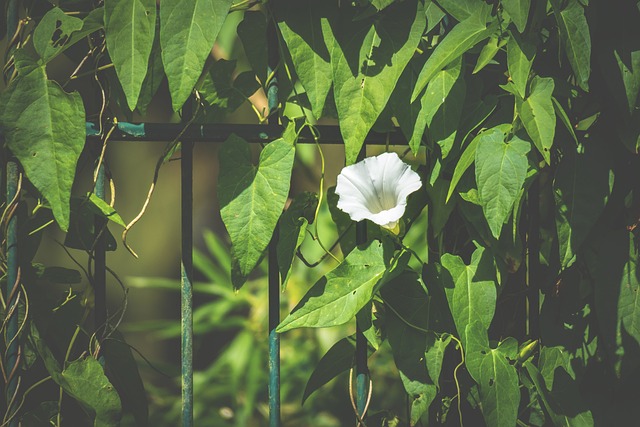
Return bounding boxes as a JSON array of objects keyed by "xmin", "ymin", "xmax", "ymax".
[
  {"xmin": 104, "ymin": 0, "xmax": 156, "ymax": 110},
  {"xmin": 554, "ymin": 143, "xmax": 613, "ymax": 269},
  {"xmin": 423, "ymin": 57, "xmax": 466, "ymax": 158},
  {"xmin": 465, "ymin": 322, "xmax": 520, "ymax": 427},
  {"xmin": 332, "ymin": 0, "xmax": 425, "ymax": 164},
  {"xmin": 274, "ymin": 0, "xmax": 335, "ymax": 119},
  {"xmin": 391, "ymin": 57, "xmax": 428, "ymax": 154},
  {"xmin": 218, "ymin": 134, "xmax": 295, "ymax": 288},
  {"xmin": 435, "ymin": 0, "xmax": 492, "ymax": 22},
  {"xmin": 475, "ymin": 131, "xmax": 530, "ymax": 238},
  {"xmin": 550, "ymin": 0, "xmax": 591, "ymax": 91},
  {"xmin": 441, "ymin": 247, "xmax": 497, "ymax": 342},
  {"xmin": 276, "ymin": 192, "xmax": 317, "ymax": 289},
  {"xmin": 0, "ymin": 67, "xmax": 85, "ymax": 231},
  {"xmin": 277, "ymin": 243, "xmax": 386, "ymax": 332},
  {"xmin": 62, "ymin": 357, "xmax": 122, "ymax": 427},
  {"xmin": 33, "ymin": 7, "xmax": 83, "ymax": 63},
  {"xmin": 446, "ymin": 124, "xmax": 509, "ymax": 203},
  {"xmin": 519, "ymin": 76, "xmax": 555, "ymax": 164},
  {"xmin": 425, "ymin": 1, "xmax": 446, "ymax": 33},
  {"xmin": 411, "ymin": 13, "xmax": 495, "ymax": 102},
  {"xmin": 502, "ymin": 0, "xmax": 531, "ymax": 33},
  {"xmin": 383, "ymin": 271, "xmax": 437, "ymax": 424},
  {"xmin": 302, "ymin": 337, "xmax": 355, "ymax": 404},
  {"xmin": 136, "ymin": 14, "xmax": 164, "ymax": 115},
  {"xmin": 507, "ymin": 31, "xmax": 535, "ymax": 98},
  {"xmin": 160, "ymin": 0, "xmax": 233, "ymax": 110}
]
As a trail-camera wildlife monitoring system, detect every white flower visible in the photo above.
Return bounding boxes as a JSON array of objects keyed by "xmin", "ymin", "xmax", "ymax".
[{"xmin": 335, "ymin": 152, "xmax": 422, "ymax": 234}]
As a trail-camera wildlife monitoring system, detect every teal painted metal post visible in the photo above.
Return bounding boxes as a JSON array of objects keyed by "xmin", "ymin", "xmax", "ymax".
[
  {"xmin": 5, "ymin": 162, "xmax": 19, "ymax": 427},
  {"xmin": 267, "ymin": 18, "xmax": 281, "ymax": 427},
  {"xmin": 181, "ymin": 109, "xmax": 194, "ymax": 425},
  {"xmin": 5, "ymin": 4, "xmax": 20, "ymax": 426},
  {"xmin": 94, "ymin": 163, "xmax": 107, "ymax": 336},
  {"xmin": 355, "ymin": 146, "xmax": 369, "ymax": 419}
]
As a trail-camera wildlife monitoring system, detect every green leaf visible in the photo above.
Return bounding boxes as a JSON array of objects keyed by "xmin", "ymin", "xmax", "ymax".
[
  {"xmin": 425, "ymin": 1, "xmax": 445, "ymax": 33},
  {"xmin": 0, "ymin": 67, "xmax": 85, "ymax": 231},
  {"xmin": 447, "ymin": 125, "xmax": 509, "ymax": 203},
  {"xmin": 411, "ymin": 14, "xmax": 495, "ymax": 102},
  {"xmin": 552, "ymin": 97, "xmax": 578, "ymax": 145},
  {"xmin": 425, "ymin": 333, "xmax": 451, "ymax": 388},
  {"xmin": 86, "ymin": 193, "xmax": 126, "ymax": 227},
  {"xmin": 218, "ymin": 134, "xmax": 295, "ymax": 288},
  {"xmin": 136, "ymin": 13, "xmax": 164, "ymax": 115},
  {"xmin": 465, "ymin": 322, "xmax": 520, "ymax": 427},
  {"xmin": 425, "ymin": 178, "xmax": 456, "ymax": 237},
  {"xmin": 553, "ymin": 143, "xmax": 613, "ymax": 269},
  {"xmin": 423, "ymin": 57, "xmax": 466, "ymax": 158},
  {"xmin": 64, "ymin": 197, "xmax": 118, "ymax": 252},
  {"xmin": 103, "ymin": 331, "xmax": 148, "ymax": 427},
  {"xmin": 237, "ymin": 11, "xmax": 267, "ymax": 84},
  {"xmin": 441, "ymin": 247, "xmax": 497, "ymax": 342},
  {"xmin": 550, "ymin": 0, "xmax": 591, "ymax": 91},
  {"xmin": 302, "ymin": 337, "xmax": 355, "ymax": 404},
  {"xmin": 618, "ymin": 235, "xmax": 640, "ymax": 346},
  {"xmin": 502, "ymin": 0, "xmax": 531, "ymax": 33},
  {"xmin": 160, "ymin": 0, "xmax": 234, "ymax": 110},
  {"xmin": 105, "ymin": 0, "xmax": 156, "ymax": 110},
  {"xmin": 274, "ymin": 0, "xmax": 336, "ymax": 119},
  {"xmin": 327, "ymin": 186, "xmax": 357, "ymax": 256},
  {"xmin": 473, "ymin": 35, "xmax": 502, "ymax": 74},
  {"xmin": 475, "ymin": 131, "xmax": 530, "ymax": 238},
  {"xmin": 62, "ymin": 357, "xmax": 122, "ymax": 427},
  {"xmin": 435, "ymin": 0, "xmax": 492, "ymax": 22},
  {"xmin": 507, "ymin": 32, "xmax": 535, "ymax": 98},
  {"xmin": 198, "ymin": 59, "xmax": 260, "ymax": 122},
  {"xmin": 518, "ymin": 76, "xmax": 555, "ymax": 164},
  {"xmin": 277, "ymin": 192, "xmax": 318, "ymax": 289},
  {"xmin": 33, "ymin": 7, "xmax": 83, "ymax": 64},
  {"xmin": 277, "ymin": 242, "xmax": 386, "ymax": 332},
  {"xmin": 383, "ymin": 271, "xmax": 437, "ymax": 424},
  {"xmin": 332, "ymin": 0, "xmax": 425, "ymax": 164}
]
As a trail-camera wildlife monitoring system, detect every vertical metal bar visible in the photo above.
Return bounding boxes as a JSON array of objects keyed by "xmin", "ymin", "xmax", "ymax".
[
  {"xmin": 266, "ymin": 17, "xmax": 281, "ymax": 427},
  {"xmin": 355, "ymin": 146, "xmax": 369, "ymax": 418},
  {"xmin": 94, "ymin": 162, "xmax": 107, "ymax": 337},
  {"xmin": 5, "ymin": 4, "xmax": 20, "ymax": 426},
  {"xmin": 5, "ymin": 161, "xmax": 19, "ymax": 427},
  {"xmin": 181, "ymin": 107, "xmax": 194, "ymax": 426}
]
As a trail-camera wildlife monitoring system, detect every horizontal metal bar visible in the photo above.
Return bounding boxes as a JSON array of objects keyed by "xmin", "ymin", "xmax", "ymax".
[{"xmin": 83, "ymin": 122, "xmax": 407, "ymax": 145}]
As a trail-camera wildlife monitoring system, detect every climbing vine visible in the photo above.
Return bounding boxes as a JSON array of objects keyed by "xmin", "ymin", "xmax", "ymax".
[{"xmin": 1, "ymin": 0, "xmax": 640, "ymax": 426}]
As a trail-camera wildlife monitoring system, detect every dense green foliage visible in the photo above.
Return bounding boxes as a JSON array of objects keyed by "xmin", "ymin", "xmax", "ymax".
[{"xmin": 1, "ymin": 0, "xmax": 640, "ymax": 425}]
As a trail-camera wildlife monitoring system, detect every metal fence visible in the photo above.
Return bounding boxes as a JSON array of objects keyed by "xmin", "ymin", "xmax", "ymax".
[{"xmin": 1, "ymin": 4, "xmax": 419, "ymax": 426}]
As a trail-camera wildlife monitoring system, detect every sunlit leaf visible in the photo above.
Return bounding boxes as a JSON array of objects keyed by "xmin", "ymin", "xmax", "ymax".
[{"xmin": 519, "ymin": 76, "xmax": 555, "ymax": 164}]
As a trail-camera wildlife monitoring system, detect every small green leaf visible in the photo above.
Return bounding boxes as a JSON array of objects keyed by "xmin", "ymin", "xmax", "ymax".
[
  {"xmin": 425, "ymin": 1, "xmax": 445, "ymax": 33},
  {"xmin": 86, "ymin": 193, "xmax": 126, "ymax": 227},
  {"xmin": 62, "ymin": 357, "xmax": 122, "ymax": 427},
  {"xmin": 33, "ymin": 7, "xmax": 83, "ymax": 64},
  {"xmin": 277, "ymin": 243, "xmax": 386, "ymax": 332},
  {"xmin": 507, "ymin": 31, "xmax": 535, "ymax": 98},
  {"xmin": 473, "ymin": 35, "xmax": 503, "ymax": 74},
  {"xmin": 104, "ymin": 0, "xmax": 156, "ymax": 110},
  {"xmin": 218, "ymin": 134, "xmax": 295, "ymax": 288},
  {"xmin": 274, "ymin": 0, "xmax": 336, "ymax": 119},
  {"xmin": 435, "ymin": 0, "xmax": 492, "ymax": 22},
  {"xmin": 475, "ymin": 131, "xmax": 530, "ymax": 238},
  {"xmin": 277, "ymin": 192, "xmax": 318, "ymax": 289},
  {"xmin": 554, "ymin": 143, "xmax": 613, "ymax": 269},
  {"xmin": 441, "ymin": 247, "xmax": 497, "ymax": 342},
  {"xmin": 552, "ymin": 97, "xmax": 578, "ymax": 145},
  {"xmin": 237, "ymin": 11, "xmax": 267, "ymax": 84},
  {"xmin": 502, "ymin": 0, "xmax": 531, "ymax": 33},
  {"xmin": 391, "ymin": 57, "xmax": 428, "ymax": 154},
  {"xmin": 425, "ymin": 333, "xmax": 451, "ymax": 388},
  {"xmin": 0, "ymin": 67, "xmax": 85, "ymax": 231},
  {"xmin": 411, "ymin": 14, "xmax": 495, "ymax": 102},
  {"xmin": 160, "ymin": 0, "xmax": 234, "ymax": 110},
  {"xmin": 519, "ymin": 76, "xmax": 555, "ymax": 164},
  {"xmin": 332, "ymin": 0, "xmax": 425, "ymax": 164},
  {"xmin": 550, "ymin": 0, "xmax": 591, "ymax": 91}
]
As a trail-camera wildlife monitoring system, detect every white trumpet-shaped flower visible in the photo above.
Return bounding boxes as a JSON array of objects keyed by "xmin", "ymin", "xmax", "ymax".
[{"xmin": 335, "ymin": 152, "xmax": 422, "ymax": 234}]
